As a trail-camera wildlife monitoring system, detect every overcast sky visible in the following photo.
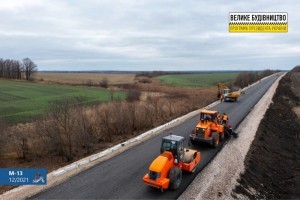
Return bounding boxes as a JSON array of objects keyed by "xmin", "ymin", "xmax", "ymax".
[{"xmin": 0, "ymin": 0, "xmax": 299, "ymax": 71}]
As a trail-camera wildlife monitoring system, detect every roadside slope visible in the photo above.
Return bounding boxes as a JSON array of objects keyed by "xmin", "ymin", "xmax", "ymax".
[{"xmin": 233, "ymin": 69, "xmax": 300, "ymax": 199}]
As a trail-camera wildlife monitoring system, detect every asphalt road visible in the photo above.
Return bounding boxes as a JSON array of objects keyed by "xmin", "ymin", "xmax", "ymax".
[{"xmin": 32, "ymin": 75, "xmax": 279, "ymax": 199}]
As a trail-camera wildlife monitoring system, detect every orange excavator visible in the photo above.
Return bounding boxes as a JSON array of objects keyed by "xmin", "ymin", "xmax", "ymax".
[
  {"xmin": 217, "ymin": 82, "xmax": 241, "ymax": 102},
  {"xmin": 143, "ymin": 135, "xmax": 201, "ymax": 192}
]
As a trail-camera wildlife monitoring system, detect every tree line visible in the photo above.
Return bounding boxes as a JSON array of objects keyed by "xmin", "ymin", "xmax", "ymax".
[
  {"xmin": 135, "ymin": 71, "xmax": 184, "ymax": 78},
  {"xmin": 234, "ymin": 69, "xmax": 279, "ymax": 88},
  {"xmin": 0, "ymin": 87, "xmax": 215, "ymax": 162},
  {"xmin": 0, "ymin": 58, "xmax": 38, "ymax": 80}
]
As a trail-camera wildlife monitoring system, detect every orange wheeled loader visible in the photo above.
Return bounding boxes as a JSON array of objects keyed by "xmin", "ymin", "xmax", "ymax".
[
  {"xmin": 143, "ymin": 135, "xmax": 201, "ymax": 192},
  {"xmin": 190, "ymin": 109, "xmax": 225, "ymax": 148}
]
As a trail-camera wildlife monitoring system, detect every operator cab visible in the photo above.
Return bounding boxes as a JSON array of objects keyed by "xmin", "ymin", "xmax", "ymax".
[
  {"xmin": 161, "ymin": 135, "xmax": 184, "ymax": 163},
  {"xmin": 200, "ymin": 112, "xmax": 213, "ymax": 122},
  {"xmin": 223, "ymin": 88, "xmax": 231, "ymax": 95},
  {"xmin": 200, "ymin": 112, "xmax": 218, "ymax": 123}
]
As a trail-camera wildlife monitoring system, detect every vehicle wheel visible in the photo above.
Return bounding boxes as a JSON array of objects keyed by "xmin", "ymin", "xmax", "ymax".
[
  {"xmin": 224, "ymin": 127, "xmax": 230, "ymax": 138},
  {"xmin": 168, "ymin": 166, "xmax": 182, "ymax": 190},
  {"xmin": 191, "ymin": 166, "xmax": 196, "ymax": 173},
  {"xmin": 212, "ymin": 132, "xmax": 219, "ymax": 148},
  {"xmin": 233, "ymin": 131, "xmax": 239, "ymax": 138},
  {"xmin": 190, "ymin": 139, "xmax": 196, "ymax": 145},
  {"xmin": 219, "ymin": 130, "xmax": 225, "ymax": 141}
]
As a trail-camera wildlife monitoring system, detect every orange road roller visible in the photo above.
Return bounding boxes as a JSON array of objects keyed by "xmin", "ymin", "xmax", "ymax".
[{"xmin": 143, "ymin": 135, "xmax": 201, "ymax": 192}]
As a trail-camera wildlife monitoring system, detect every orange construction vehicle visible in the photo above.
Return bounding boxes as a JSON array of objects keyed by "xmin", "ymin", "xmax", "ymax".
[
  {"xmin": 217, "ymin": 82, "xmax": 241, "ymax": 102},
  {"xmin": 190, "ymin": 109, "xmax": 224, "ymax": 147},
  {"xmin": 143, "ymin": 135, "xmax": 201, "ymax": 192}
]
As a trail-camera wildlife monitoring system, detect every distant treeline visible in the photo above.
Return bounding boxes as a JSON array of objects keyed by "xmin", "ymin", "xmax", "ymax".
[
  {"xmin": 136, "ymin": 71, "xmax": 189, "ymax": 78},
  {"xmin": 234, "ymin": 69, "xmax": 280, "ymax": 88},
  {"xmin": 136, "ymin": 71, "xmax": 249, "ymax": 78},
  {"xmin": 41, "ymin": 70, "xmax": 245, "ymax": 74},
  {"xmin": 0, "ymin": 58, "xmax": 38, "ymax": 80}
]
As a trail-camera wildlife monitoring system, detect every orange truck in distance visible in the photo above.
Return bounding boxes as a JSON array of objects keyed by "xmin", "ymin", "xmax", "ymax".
[
  {"xmin": 217, "ymin": 82, "xmax": 242, "ymax": 102},
  {"xmin": 143, "ymin": 135, "xmax": 201, "ymax": 192},
  {"xmin": 190, "ymin": 109, "xmax": 225, "ymax": 148}
]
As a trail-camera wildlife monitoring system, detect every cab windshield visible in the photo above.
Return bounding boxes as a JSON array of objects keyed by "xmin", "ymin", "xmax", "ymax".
[
  {"xmin": 200, "ymin": 113, "xmax": 218, "ymax": 123},
  {"xmin": 200, "ymin": 113, "xmax": 212, "ymax": 121},
  {"xmin": 161, "ymin": 140, "xmax": 177, "ymax": 152}
]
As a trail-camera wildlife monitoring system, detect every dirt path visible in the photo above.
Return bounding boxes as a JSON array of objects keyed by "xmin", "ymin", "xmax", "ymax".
[{"xmin": 179, "ymin": 73, "xmax": 285, "ymax": 200}]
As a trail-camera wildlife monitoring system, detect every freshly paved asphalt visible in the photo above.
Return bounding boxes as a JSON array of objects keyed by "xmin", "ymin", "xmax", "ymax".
[{"xmin": 32, "ymin": 75, "xmax": 279, "ymax": 199}]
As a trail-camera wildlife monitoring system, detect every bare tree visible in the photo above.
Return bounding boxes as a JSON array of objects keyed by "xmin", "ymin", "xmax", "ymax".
[
  {"xmin": 0, "ymin": 58, "xmax": 23, "ymax": 79},
  {"xmin": 20, "ymin": 137, "xmax": 29, "ymax": 159},
  {"xmin": 74, "ymin": 105, "xmax": 95, "ymax": 155},
  {"xmin": 148, "ymin": 96, "xmax": 161, "ymax": 124},
  {"xmin": 0, "ymin": 120, "xmax": 7, "ymax": 159},
  {"xmin": 97, "ymin": 104, "xmax": 113, "ymax": 142},
  {"xmin": 126, "ymin": 90, "xmax": 140, "ymax": 102},
  {"xmin": 51, "ymin": 99, "xmax": 78, "ymax": 161},
  {"xmin": 85, "ymin": 79, "xmax": 93, "ymax": 86},
  {"xmin": 35, "ymin": 117, "xmax": 65, "ymax": 158},
  {"xmin": 127, "ymin": 103, "xmax": 137, "ymax": 133},
  {"xmin": 36, "ymin": 98, "xmax": 79, "ymax": 161},
  {"xmin": 100, "ymin": 77, "xmax": 108, "ymax": 88},
  {"xmin": 22, "ymin": 58, "xmax": 37, "ymax": 80},
  {"xmin": 110, "ymin": 89, "xmax": 114, "ymax": 101},
  {"xmin": 166, "ymin": 99, "xmax": 173, "ymax": 117}
]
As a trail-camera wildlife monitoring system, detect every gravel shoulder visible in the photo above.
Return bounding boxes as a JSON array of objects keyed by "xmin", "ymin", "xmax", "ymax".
[{"xmin": 179, "ymin": 73, "xmax": 285, "ymax": 200}]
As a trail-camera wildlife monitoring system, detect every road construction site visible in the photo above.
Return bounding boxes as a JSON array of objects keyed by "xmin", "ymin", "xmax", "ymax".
[{"xmin": 1, "ymin": 73, "xmax": 287, "ymax": 199}]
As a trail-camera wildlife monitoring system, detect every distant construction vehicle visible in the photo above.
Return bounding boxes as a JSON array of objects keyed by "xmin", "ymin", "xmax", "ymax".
[
  {"xmin": 190, "ymin": 109, "xmax": 225, "ymax": 148},
  {"xmin": 143, "ymin": 135, "xmax": 201, "ymax": 192},
  {"xmin": 217, "ymin": 82, "xmax": 242, "ymax": 102}
]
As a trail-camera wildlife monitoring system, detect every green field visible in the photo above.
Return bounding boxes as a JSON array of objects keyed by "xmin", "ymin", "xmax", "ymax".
[
  {"xmin": 0, "ymin": 79, "xmax": 127, "ymax": 123},
  {"xmin": 156, "ymin": 72, "xmax": 238, "ymax": 88}
]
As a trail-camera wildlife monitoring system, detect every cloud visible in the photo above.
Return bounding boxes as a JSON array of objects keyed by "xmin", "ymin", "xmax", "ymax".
[{"xmin": 0, "ymin": 0, "xmax": 299, "ymax": 70}]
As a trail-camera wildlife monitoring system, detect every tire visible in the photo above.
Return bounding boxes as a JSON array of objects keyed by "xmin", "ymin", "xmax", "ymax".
[
  {"xmin": 212, "ymin": 132, "xmax": 219, "ymax": 148},
  {"xmin": 233, "ymin": 131, "xmax": 239, "ymax": 138},
  {"xmin": 224, "ymin": 127, "xmax": 230, "ymax": 138},
  {"xmin": 190, "ymin": 138, "xmax": 196, "ymax": 145},
  {"xmin": 191, "ymin": 166, "xmax": 196, "ymax": 173},
  {"xmin": 219, "ymin": 130, "xmax": 225, "ymax": 141},
  {"xmin": 168, "ymin": 167, "xmax": 182, "ymax": 190}
]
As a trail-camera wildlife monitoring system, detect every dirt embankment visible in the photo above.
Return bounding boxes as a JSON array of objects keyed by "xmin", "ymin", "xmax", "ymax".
[{"xmin": 233, "ymin": 69, "xmax": 300, "ymax": 199}]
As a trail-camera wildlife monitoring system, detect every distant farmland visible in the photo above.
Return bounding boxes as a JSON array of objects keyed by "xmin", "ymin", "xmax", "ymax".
[
  {"xmin": 156, "ymin": 72, "xmax": 239, "ymax": 88},
  {"xmin": 33, "ymin": 72, "xmax": 135, "ymax": 85},
  {"xmin": 0, "ymin": 79, "xmax": 127, "ymax": 123}
]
